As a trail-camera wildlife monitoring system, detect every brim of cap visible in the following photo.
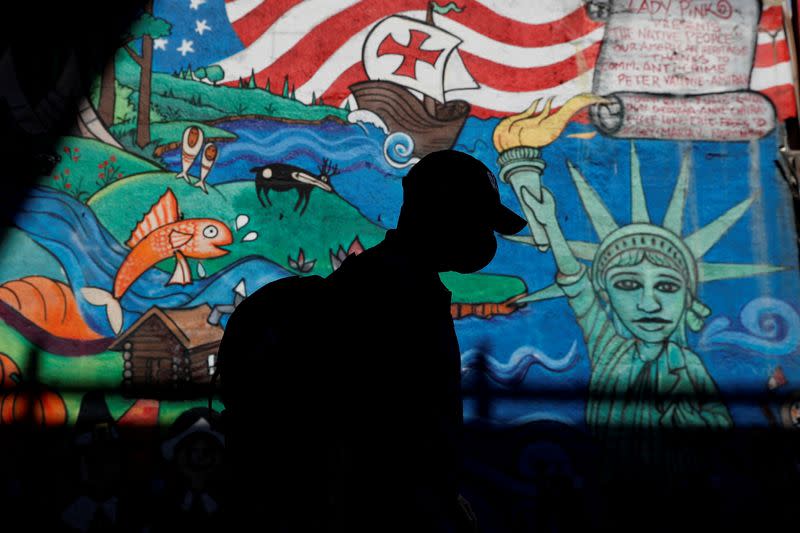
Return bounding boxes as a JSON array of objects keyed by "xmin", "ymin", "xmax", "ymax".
[{"xmin": 494, "ymin": 204, "xmax": 527, "ymax": 235}]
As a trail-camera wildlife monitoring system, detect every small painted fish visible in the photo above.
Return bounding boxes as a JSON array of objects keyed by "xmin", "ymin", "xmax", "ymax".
[
  {"xmin": 83, "ymin": 188, "xmax": 232, "ymax": 334},
  {"xmin": 193, "ymin": 142, "xmax": 218, "ymax": 193},
  {"xmin": 176, "ymin": 126, "xmax": 204, "ymax": 182}
]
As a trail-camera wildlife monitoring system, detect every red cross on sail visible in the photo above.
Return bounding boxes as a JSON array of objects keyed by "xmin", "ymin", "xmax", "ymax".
[
  {"xmin": 377, "ymin": 29, "xmax": 445, "ymax": 79},
  {"xmin": 363, "ymin": 15, "xmax": 477, "ymax": 103}
]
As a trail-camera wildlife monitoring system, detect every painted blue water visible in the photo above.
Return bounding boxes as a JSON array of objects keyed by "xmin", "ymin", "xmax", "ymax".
[
  {"xmin": 22, "ymin": 118, "xmax": 800, "ymax": 428},
  {"xmin": 163, "ymin": 118, "xmax": 408, "ymax": 225},
  {"xmin": 15, "ymin": 188, "xmax": 292, "ymax": 337}
]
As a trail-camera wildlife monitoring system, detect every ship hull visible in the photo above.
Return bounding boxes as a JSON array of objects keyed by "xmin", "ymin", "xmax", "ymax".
[{"xmin": 349, "ymin": 80, "xmax": 470, "ymax": 158}]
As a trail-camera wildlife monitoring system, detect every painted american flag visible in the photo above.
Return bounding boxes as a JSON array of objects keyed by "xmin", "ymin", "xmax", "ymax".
[{"xmin": 154, "ymin": 0, "xmax": 798, "ymax": 119}]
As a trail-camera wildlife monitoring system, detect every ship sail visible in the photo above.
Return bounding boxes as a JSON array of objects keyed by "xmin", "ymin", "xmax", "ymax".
[
  {"xmin": 443, "ymin": 47, "xmax": 478, "ymax": 95},
  {"xmin": 363, "ymin": 15, "xmax": 477, "ymax": 103}
]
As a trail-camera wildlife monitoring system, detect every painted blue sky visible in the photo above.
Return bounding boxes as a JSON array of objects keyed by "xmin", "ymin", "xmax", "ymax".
[{"xmin": 152, "ymin": 0, "xmax": 244, "ymax": 74}]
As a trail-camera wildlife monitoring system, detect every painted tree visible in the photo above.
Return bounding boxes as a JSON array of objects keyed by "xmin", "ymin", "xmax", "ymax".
[
  {"xmin": 206, "ymin": 65, "xmax": 224, "ymax": 86},
  {"xmin": 194, "ymin": 65, "xmax": 222, "ymax": 86},
  {"xmin": 282, "ymin": 76, "xmax": 290, "ymax": 97},
  {"xmin": 264, "ymin": 77, "xmax": 271, "ymax": 92},
  {"xmin": 248, "ymin": 68, "xmax": 257, "ymax": 89},
  {"xmin": 122, "ymin": 1, "xmax": 171, "ymax": 148},
  {"xmin": 98, "ymin": 59, "xmax": 116, "ymax": 127}
]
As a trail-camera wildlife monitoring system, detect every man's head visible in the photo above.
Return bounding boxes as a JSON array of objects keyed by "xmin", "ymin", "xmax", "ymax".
[{"xmin": 396, "ymin": 150, "xmax": 527, "ymax": 273}]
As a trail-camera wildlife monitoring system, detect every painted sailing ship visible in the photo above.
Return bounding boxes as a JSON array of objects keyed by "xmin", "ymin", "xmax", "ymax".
[{"xmin": 349, "ymin": 4, "xmax": 478, "ymax": 157}]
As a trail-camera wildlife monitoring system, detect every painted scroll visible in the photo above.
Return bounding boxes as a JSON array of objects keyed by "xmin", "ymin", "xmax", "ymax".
[{"xmin": 589, "ymin": 0, "xmax": 776, "ymax": 140}]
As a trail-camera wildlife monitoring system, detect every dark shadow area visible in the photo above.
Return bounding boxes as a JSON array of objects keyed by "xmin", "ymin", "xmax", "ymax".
[
  {"xmin": 1, "ymin": 355, "xmax": 799, "ymax": 532},
  {"xmin": 0, "ymin": 1, "xmax": 148, "ymax": 238},
  {"xmin": 460, "ymin": 348, "xmax": 800, "ymax": 533}
]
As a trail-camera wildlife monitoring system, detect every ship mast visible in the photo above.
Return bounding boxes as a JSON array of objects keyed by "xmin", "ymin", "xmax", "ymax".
[{"xmin": 423, "ymin": 2, "xmax": 440, "ymax": 117}]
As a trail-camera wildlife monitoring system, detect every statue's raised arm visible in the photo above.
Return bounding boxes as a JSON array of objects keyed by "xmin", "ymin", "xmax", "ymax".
[
  {"xmin": 519, "ymin": 181, "xmax": 618, "ymax": 371},
  {"xmin": 520, "ymin": 186, "xmax": 581, "ymax": 279}
]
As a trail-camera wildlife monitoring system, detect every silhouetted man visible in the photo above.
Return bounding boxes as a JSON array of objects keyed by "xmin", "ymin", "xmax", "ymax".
[{"xmin": 219, "ymin": 150, "xmax": 526, "ymax": 532}]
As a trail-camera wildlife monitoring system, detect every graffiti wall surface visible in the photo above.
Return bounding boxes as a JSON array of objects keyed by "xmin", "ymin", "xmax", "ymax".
[{"xmin": 2, "ymin": 0, "xmax": 800, "ymax": 530}]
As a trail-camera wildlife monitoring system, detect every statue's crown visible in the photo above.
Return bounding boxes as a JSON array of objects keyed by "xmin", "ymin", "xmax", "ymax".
[{"xmin": 592, "ymin": 224, "xmax": 697, "ymax": 292}]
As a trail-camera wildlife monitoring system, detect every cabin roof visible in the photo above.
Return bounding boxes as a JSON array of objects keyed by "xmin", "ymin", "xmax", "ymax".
[{"xmin": 109, "ymin": 304, "xmax": 224, "ymax": 351}]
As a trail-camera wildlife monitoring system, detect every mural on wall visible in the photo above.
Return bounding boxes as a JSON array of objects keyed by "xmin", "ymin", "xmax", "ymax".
[{"xmin": 1, "ymin": 0, "xmax": 800, "ymax": 528}]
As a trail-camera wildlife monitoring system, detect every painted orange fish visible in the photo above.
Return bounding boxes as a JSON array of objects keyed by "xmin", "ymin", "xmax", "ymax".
[
  {"xmin": 83, "ymin": 188, "xmax": 232, "ymax": 334},
  {"xmin": 0, "ymin": 276, "xmax": 112, "ymax": 355}
]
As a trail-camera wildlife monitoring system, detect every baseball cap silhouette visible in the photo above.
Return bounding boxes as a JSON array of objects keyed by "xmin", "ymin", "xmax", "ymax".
[{"xmin": 402, "ymin": 150, "xmax": 527, "ymax": 235}]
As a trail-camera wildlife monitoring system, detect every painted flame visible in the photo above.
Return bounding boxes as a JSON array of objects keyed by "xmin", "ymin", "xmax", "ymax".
[{"xmin": 492, "ymin": 93, "xmax": 610, "ymax": 151}]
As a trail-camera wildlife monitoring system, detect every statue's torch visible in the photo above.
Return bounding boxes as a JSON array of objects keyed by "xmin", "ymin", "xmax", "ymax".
[{"xmin": 493, "ymin": 94, "xmax": 609, "ymax": 251}]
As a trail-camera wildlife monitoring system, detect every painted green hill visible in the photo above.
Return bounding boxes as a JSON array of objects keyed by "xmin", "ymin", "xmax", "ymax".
[
  {"xmin": 109, "ymin": 121, "xmax": 237, "ymax": 156},
  {"xmin": 114, "ymin": 51, "xmax": 348, "ymax": 125},
  {"xmin": 42, "ymin": 136, "xmax": 161, "ymax": 201},
  {"xmin": 87, "ymin": 172, "xmax": 526, "ymax": 303},
  {"xmin": 0, "ymin": 228, "xmax": 66, "ymax": 284}
]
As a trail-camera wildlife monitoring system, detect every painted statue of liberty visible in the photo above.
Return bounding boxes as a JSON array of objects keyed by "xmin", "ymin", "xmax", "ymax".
[{"xmin": 511, "ymin": 144, "xmax": 783, "ymax": 459}]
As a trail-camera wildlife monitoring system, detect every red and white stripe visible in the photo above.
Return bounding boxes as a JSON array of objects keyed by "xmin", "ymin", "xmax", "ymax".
[
  {"xmin": 221, "ymin": 0, "xmax": 796, "ymax": 119},
  {"xmin": 752, "ymin": 5, "xmax": 796, "ymax": 119}
]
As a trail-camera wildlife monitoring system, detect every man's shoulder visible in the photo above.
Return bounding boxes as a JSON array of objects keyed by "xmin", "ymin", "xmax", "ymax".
[
  {"xmin": 247, "ymin": 274, "xmax": 326, "ymax": 301},
  {"xmin": 228, "ymin": 275, "xmax": 328, "ymax": 327},
  {"xmin": 222, "ymin": 274, "xmax": 331, "ymax": 352},
  {"xmin": 326, "ymin": 247, "xmax": 385, "ymax": 284}
]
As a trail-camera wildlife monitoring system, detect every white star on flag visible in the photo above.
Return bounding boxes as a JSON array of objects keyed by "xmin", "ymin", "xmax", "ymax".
[
  {"xmin": 153, "ymin": 38, "xmax": 168, "ymax": 51},
  {"xmin": 177, "ymin": 39, "xmax": 195, "ymax": 57},
  {"xmin": 195, "ymin": 20, "xmax": 211, "ymax": 35},
  {"xmin": 189, "ymin": 0, "xmax": 206, "ymax": 10}
]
